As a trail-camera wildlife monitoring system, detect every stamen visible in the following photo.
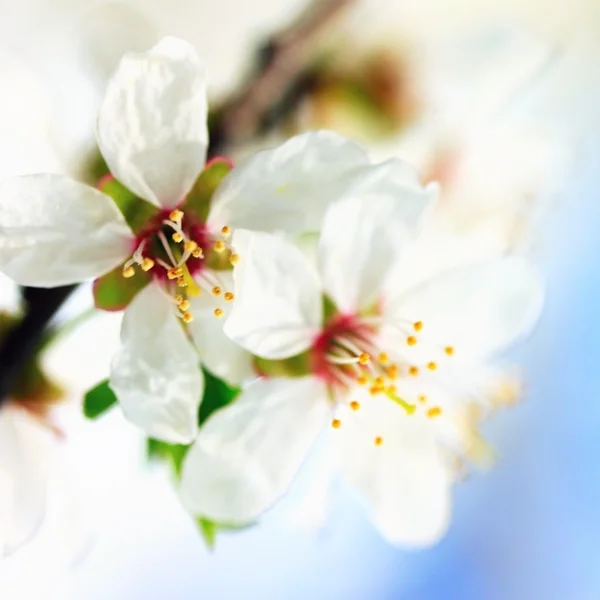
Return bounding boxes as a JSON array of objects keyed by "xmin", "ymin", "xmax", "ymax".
[
  {"xmin": 418, "ymin": 394, "xmax": 427, "ymax": 403},
  {"xmin": 122, "ymin": 266, "xmax": 135, "ymax": 278},
  {"xmin": 182, "ymin": 312, "xmax": 194, "ymax": 324},
  {"xmin": 212, "ymin": 286, "xmax": 222, "ymax": 296},
  {"xmin": 427, "ymin": 406, "xmax": 443, "ymax": 419},
  {"xmin": 224, "ymin": 292, "xmax": 235, "ymax": 302},
  {"xmin": 357, "ymin": 375, "xmax": 368, "ymax": 386},
  {"xmin": 172, "ymin": 232, "xmax": 184, "ymax": 243},
  {"xmin": 331, "ymin": 418, "xmax": 342, "ymax": 429},
  {"xmin": 192, "ymin": 247, "xmax": 204, "ymax": 259},
  {"xmin": 386, "ymin": 365, "xmax": 398, "ymax": 380},
  {"xmin": 413, "ymin": 321, "xmax": 423, "ymax": 332},
  {"xmin": 445, "ymin": 346, "xmax": 455, "ymax": 356},
  {"xmin": 406, "ymin": 336, "xmax": 417, "ymax": 346},
  {"xmin": 158, "ymin": 231, "xmax": 178, "ymax": 266},
  {"xmin": 409, "ymin": 366, "xmax": 419, "ymax": 376},
  {"xmin": 141, "ymin": 258, "xmax": 155, "ymax": 272},
  {"xmin": 213, "ymin": 308, "xmax": 224, "ymax": 319},
  {"xmin": 213, "ymin": 240, "xmax": 226, "ymax": 253},
  {"xmin": 184, "ymin": 240, "xmax": 198, "ymax": 253},
  {"xmin": 358, "ymin": 352, "xmax": 370, "ymax": 365},
  {"xmin": 378, "ymin": 352, "xmax": 389, "ymax": 365},
  {"xmin": 350, "ymin": 401, "xmax": 360, "ymax": 411},
  {"xmin": 177, "ymin": 277, "xmax": 188, "ymax": 288},
  {"xmin": 427, "ymin": 361, "xmax": 438, "ymax": 371},
  {"xmin": 178, "ymin": 299, "xmax": 190, "ymax": 311},
  {"xmin": 169, "ymin": 209, "xmax": 183, "ymax": 222},
  {"xmin": 230, "ymin": 253, "xmax": 240, "ymax": 265},
  {"xmin": 374, "ymin": 436, "xmax": 383, "ymax": 446},
  {"xmin": 221, "ymin": 225, "xmax": 231, "ymax": 237}
]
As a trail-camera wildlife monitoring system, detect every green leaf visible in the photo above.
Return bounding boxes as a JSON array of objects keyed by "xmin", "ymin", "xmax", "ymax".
[
  {"xmin": 199, "ymin": 367, "xmax": 240, "ymax": 426},
  {"xmin": 84, "ymin": 380, "xmax": 117, "ymax": 419},
  {"xmin": 93, "ymin": 262, "xmax": 151, "ymax": 311},
  {"xmin": 147, "ymin": 439, "xmax": 189, "ymax": 477},
  {"xmin": 196, "ymin": 517, "xmax": 256, "ymax": 550},
  {"xmin": 182, "ymin": 158, "xmax": 233, "ymax": 224},
  {"xmin": 98, "ymin": 175, "xmax": 160, "ymax": 235}
]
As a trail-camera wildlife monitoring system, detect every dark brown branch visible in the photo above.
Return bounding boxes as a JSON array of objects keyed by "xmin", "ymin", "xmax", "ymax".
[{"xmin": 0, "ymin": 0, "xmax": 355, "ymax": 406}]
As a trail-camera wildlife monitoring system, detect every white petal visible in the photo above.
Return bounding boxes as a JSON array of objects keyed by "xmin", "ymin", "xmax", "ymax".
[
  {"xmin": 318, "ymin": 160, "xmax": 438, "ymax": 312},
  {"xmin": 339, "ymin": 392, "xmax": 452, "ymax": 547},
  {"xmin": 207, "ymin": 131, "xmax": 369, "ymax": 235},
  {"xmin": 0, "ymin": 408, "xmax": 50, "ymax": 556},
  {"xmin": 224, "ymin": 230, "xmax": 322, "ymax": 359},
  {"xmin": 180, "ymin": 376, "xmax": 329, "ymax": 522},
  {"xmin": 0, "ymin": 175, "xmax": 132, "ymax": 287},
  {"xmin": 187, "ymin": 271, "xmax": 254, "ymax": 386},
  {"xmin": 384, "ymin": 257, "xmax": 544, "ymax": 361},
  {"xmin": 110, "ymin": 284, "xmax": 204, "ymax": 443},
  {"xmin": 97, "ymin": 37, "xmax": 208, "ymax": 208}
]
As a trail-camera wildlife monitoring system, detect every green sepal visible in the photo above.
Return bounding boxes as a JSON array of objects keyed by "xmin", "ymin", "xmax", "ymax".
[
  {"xmin": 98, "ymin": 175, "xmax": 160, "ymax": 235},
  {"xmin": 147, "ymin": 439, "xmax": 189, "ymax": 477},
  {"xmin": 84, "ymin": 379, "xmax": 117, "ymax": 419},
  {"xmin": 93, "ymin": 262, "xmax": 151, "ymax": 312},
  {"xmin": 196, "ymin": 517, "xmax": 256, "ymax": 551},
  {"xmin": 182, "ymin": 158, "xmax": 233, "ymax": 224},
  {"xmin": 254, "ymin": 351, "xmax": 312, "ymax": 379},
  {"xmin": 198, "ymin": 367, "xmax": 240, "ymax": 427}
]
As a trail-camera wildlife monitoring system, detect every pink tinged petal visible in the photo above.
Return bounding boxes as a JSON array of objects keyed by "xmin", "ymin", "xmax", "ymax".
[
  {"xmin": 385, "ymin": 257, "xmax": 544, "ymax": 362},
  {"xmin": 206, "ymin": 130, "xmax": 369, "ymax": 235},
  {"xmin": 97, "ymin": 37, "xmax": 208, "ymax": 209},
  {"xmin": 180, "ymin": 376, "xmax": 329, "ymax": 523},
  {"xmin": 339, "ymin": 393, "xmax": 452, "ymax": 547},
  {"xmin": 224, "ymin": 230, "xmax": 322, "ymax": 360},
  {"xmin": 187, "ymin": 271, "xmax": 254, "ymax": 386},
  {"xmin": 318, "ymin": 159, "xmax": 438, "ymax": 312},
  {"xmin": 109, "ymin": 284, "xmax": 204, "ymax": 443},
  {"xmin": 0, "ymin": 175, "xmax": 132, "ymax": 287},
  {"xmin": 0, "ymin": 409, "xmax": 51, "ymax": 556}
]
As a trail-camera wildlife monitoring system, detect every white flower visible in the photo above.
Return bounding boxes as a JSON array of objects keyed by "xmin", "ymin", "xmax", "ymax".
[
  {"xmin": 180, "ymin": 161, "xmax": 543, "ymax": 546},
  {"xmin": 0, "ymin": 37, "xmax": 395, "ymax": 443}
]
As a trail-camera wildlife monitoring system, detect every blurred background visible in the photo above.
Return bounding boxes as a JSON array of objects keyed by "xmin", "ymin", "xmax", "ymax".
[{"xmin": 0, "ymin": 0, "xmax": 599, "ymax": 598}]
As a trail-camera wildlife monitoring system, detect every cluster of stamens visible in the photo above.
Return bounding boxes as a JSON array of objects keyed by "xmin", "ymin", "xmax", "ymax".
[
  {"xmin": 121, "ymin": 209, "xmax": 239, "ymax": 323},
  {"xmin": 324, "ymin": 319, "xmax": 455, "ymax": 447}
]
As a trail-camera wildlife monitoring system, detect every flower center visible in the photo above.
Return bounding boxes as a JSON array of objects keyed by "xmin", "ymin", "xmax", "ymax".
[
  {"xmin": 121, "ymin": 209, "xmax": 239, "ymax": 322},
  {"xmin": 313, "ymin": 313, "xmax": 455, "ymax": 446}
]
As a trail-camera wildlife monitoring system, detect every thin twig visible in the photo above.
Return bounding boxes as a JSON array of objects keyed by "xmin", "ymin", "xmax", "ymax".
[{"xmin": 0, "ymin": 0, "xmax": 355, "ymax": 406}]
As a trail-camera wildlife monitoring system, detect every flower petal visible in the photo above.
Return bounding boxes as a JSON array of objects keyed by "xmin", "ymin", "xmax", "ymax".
[
  {"xmin": 187, "ymin": 271, "xmax": 254, "ymax": 386},
  {"xmin": 0, "ymin": 408, "xmax": 50, "ymax": 556},
  {"xmin": 318, "ymin": 159, "xmax": 438, "ymax": 312},
  {"xmin": 339, "ymin": 392, "xmax": 452, "ymax": 547},
  {"xmin": 385, "ymin": 257, "xmax": 544, "ymax": 361},
  {"xmin": 97, "ymin": 37, "xmax": 208, "ymax": 208},
  {"xmin": 110, "ymin": 284, "xmax": 204, "ymax": 443},
  {"xmin": 180, "ymin": 376, "xmax": 329, "ymax": 522},
  {"xmin": 0, "ymin": 175, "xmax": 132, "ymax": 287},
  {"xmin": 224, "ymin": 230, "xmax": 322, "ymax": 359},
  {"xmin": 206, "ymin": 131, "xmax": 369, "ymax": 235}
]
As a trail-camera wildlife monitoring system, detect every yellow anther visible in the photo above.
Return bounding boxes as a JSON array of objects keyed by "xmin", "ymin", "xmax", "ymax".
[
  {"xmin": 177, "ymin": 277, "xmax": 188, "ymax": 288},
  {"xmin": 406, "ymin": 336, "xmax": 417, "ymax": 346},
  {"xmin": 141, "ymin": 257, "xmax": 155, "ymax": 272},
  {"xmin": 378, "ymin": 352, "xmax": 389, "ymax": 365},
  {"xmin": 221, "ymin": 225, "xmax": 231, "ymax": 237},
  {"xmin": 169, "ymin": 209, "xmax": 183, "ymax": 222},
  {"xmin": 122, "ymin": 265, "xmax": 135, "ymax": 278},
  {"xmin": 224, "ymin": 292, "xmax": 234, "ymax": 302},
  {"xmin": 331, "ymin": 418, "xmax": 342, "ymax": 429},
  {"xmin": 168, "ymin": 267, "xmax": 183, "ymax": 280},
  {"xmin": 178, "ymin": 299, "xmax": 190, "ymax": 312},
  {"xmin": 172, "ymin": 231, "xmax": 184, "ymax": 243},
  {"xmin": 184, "ymin": 240, "xmax": 198, "ymax": 253},
  {"xmin": 229, "ymin": 253, "xmax": 240, "ymax": 265},
  {"xmin": 358, "ymin": 353, "xmax": 370, "ymax": 366},
  {"xmin": 357, "ymin": 375, "xmax": 369, "ymax": 386},
  {"xmin": 409, "ymin": 366, "xmax": 419, "ymax": 377},
  {"xmin": 418, "ymin": 394, "xmax": 427, "ymax": 404},
  {"xmin": 192, "ymin": 247, "xmax": 204, "ymax": 259},
  {"xmin": 182, "ymin": 312, "xmax": 194, "ymax": 324},
  {"xmin": 213, "ymin": 308, "xmax": 224, "ymax": 319},
  {"xmin": 374, "ymin": 436, "xmax": 384, "ymax": 446},
  {"xmin": 370, "ymin": 385, "xmax": 384, "ymax": 396},
  {"xmin": 375, "ymin": 376, "xmax": 384, "ymax": 386},
  {"xmin": 445, "ymin": 346, "xmax": 455, "ymax": 356},
  {"xmin": 213, "ymin": 240, "xmax": 226, "ymax": 253},
  {"xmin": 212, "ymin": 286, "xmax": 222, "ymax": 296},
  {"xmin": 427, "ymin": 361, "xmax": 438, "ymax": 371},
  {"xmin": 350, "ymin": 401, "xmax": 360, "ymax": 411},
  {"xmin": 427, "ymin": 406, "xmax": 443, "ymax": 419},
  {"xmin": 174, "ymin": 295, "xmax": 184, "ymax": 304},
  {"xmin": 413, "ymin": 321, "xmax": 423, "ymax": 332},
  {"xmin": 386, "ymin": 365, "xmax": 398, "ymax": 380}
]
